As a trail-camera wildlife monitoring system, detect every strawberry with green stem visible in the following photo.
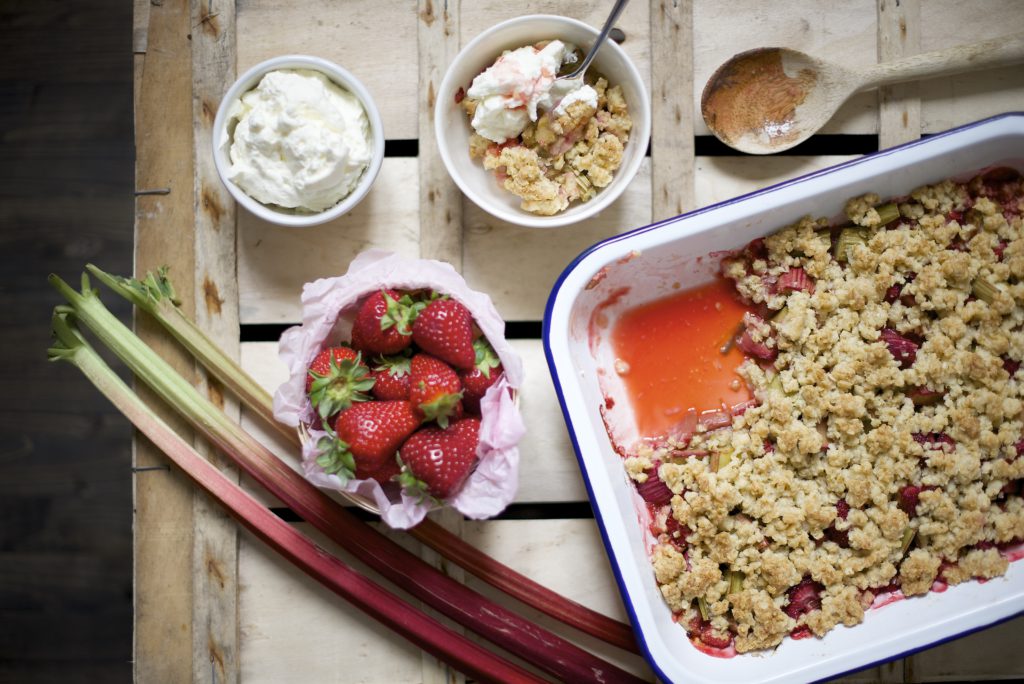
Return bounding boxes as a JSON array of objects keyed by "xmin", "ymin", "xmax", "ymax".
[
  {"xmin": 351, "ymin": 289, "xmax": 426, "ymax": 355},
  {"xmin": 306, "ymin": 347, "xmax": 375, "ymax": 421},
  {"xmin": 459, "ymin": 338, "xmax": 503, "ymax": 414},
  {"xmin": 398, "ymin": 417, "xmax": 481, "ymax": 500},
  {"xmin": 412, "ymin": 296, "xmax": 477, "ymax": 369},
  {"xmin": 317, "ymin": 400, "xmax": 420, "ymax": 481},
  {"xmin": 409, "ymin": 354, "xmax": 464, "ymax": 428},
  {"xmin": 371, "ymin": 353, "xmax": 413, "ymax": 401}
]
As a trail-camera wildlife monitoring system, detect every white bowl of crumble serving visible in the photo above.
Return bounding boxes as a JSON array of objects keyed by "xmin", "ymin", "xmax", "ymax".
[
  {"xmin": 545, "ymin": 113, "xmax": 1024, "ymax": 683},
  {"xmin": 435, "ymin": 15, "xmax": 651, "ymax": 228},
  {"xmin": 213, "ymin": 55, "xmax": 385, "ymax": 228}
]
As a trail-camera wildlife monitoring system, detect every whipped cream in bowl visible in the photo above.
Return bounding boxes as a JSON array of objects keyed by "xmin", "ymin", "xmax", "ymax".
[{"xmin": 214, "ymin": 55, "xmax": 385, "ymax": 228}]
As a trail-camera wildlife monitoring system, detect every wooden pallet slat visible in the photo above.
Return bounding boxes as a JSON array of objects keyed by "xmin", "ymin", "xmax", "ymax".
[
  {"xmin": 190, "ymin": 0, "xmax": 241, "ymax": 681},
  {"xmin": 132, "ymin": 1, "xmax": 198, "ymax": 681}
]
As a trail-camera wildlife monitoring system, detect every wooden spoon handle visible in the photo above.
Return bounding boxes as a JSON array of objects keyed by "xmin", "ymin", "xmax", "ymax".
[{"xmin": 860, "ymin": 31, "xmax": 1024, "ymax": 88}]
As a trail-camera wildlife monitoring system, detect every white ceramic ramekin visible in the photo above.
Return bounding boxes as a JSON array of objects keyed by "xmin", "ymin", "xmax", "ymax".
[
  {"xmin": 435, "ymin": 15, "xmax": 651, "ymax": 229},
  {"xmin": 544, "ymin": 113, "xmax": 1024, "ymax": 683},
  {"xmin": 213, "ymin": 55, "xmax": 385, "ymax": 228}
]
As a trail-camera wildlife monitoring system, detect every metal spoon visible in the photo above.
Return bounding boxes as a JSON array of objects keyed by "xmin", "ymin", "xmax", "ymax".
[
  {"xmin": 558, "ymin": 0, "xmax": 631, "ymax": 82},
  {"xmin": 701, "ymin": 32, "xmax": 1024, "ymax": 155}
]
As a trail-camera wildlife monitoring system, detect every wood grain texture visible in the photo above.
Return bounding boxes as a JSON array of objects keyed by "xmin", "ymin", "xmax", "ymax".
[
  {"xmin": 918, "ymin": 0, "xmax": 1024, "ymax": 133},
  {"xmin": 877, "ymin": 0, "xmax": 921, "ymax": 149},
  {"xmin": 190, "ymin": 0, "xmax": 241, "ymax": 681},
  {"xmin": 417, "ymin": 7, "xmax": 467, "ymax": 677},
  {"xmin": 650, "ymin": 0, "xmax": 695, "ymax": 220},
  {"xmin": 235, "ymin": 0, "xmax": 419, "ymax": 138},
  {"xmin": 418, "ymin": 0, "xmax": 463, "ymax": 270},
  {"xmin": 132, "ymin": 0, "xmax": 197, "ymax": 681}
]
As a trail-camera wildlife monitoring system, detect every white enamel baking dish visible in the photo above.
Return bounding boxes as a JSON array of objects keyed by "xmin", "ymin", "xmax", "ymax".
[{"xmin": 544, "ymin": 112, "xmax": 1024, "ymax": 683}]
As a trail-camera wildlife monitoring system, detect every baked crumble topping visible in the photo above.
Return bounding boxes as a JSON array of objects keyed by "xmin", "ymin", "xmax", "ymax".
[
  {"xmin": 463, "ymin": 71, "xmax": 632, "ymax": 216},
  {"xmin": 627, "ymin": 169, "xmax": 1024, "ymax": 653}
]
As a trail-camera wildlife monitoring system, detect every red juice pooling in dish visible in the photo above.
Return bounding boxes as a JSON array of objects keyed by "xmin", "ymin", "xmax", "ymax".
[{"xmin": 610, "ymin": 279, "xmax": 752, "ymax": 439}]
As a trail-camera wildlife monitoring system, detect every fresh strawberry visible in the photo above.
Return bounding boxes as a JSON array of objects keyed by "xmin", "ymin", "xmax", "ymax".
[
  {"xmin": 398, "ymin": 417, "xmax": 481, "ymax": 499},
  {"xmin": 459, "ymin": 337, "xmax": 503, "ymax": 414},
  {"xmin": 360, "ymin": 454, "xmax": 401, "ymax": 484},
  {"xmin": 412, "ymin": 297, "xmax": 477, "ymax": 369},
  {"xmin": 306, "ymin": 347, "xmax": 375, "ymax": 420},
  {"xmin": 371, "ymin": 354, "xmax": 412, "ymax": 401},
  {"xmin": 351, "ymin": 289, "xmax": 425, "ymax": 355},
  {"xmin": 409, "ymin": 354, "xmax": 464, "ymax": 428},
  {"xmin": 783, "ymin": 578, "xmax": 823, "ymax": 619},
  {"xmin": 318, "ymin": 401, "xmax": 420, "ymax": 480}
]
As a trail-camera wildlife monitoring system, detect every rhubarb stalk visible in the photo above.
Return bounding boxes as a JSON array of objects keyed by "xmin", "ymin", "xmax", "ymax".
[
  {"xmin": 48, "ymin": 314, "xmax": 542, "ymax": 684},
  {"xmin": 52, "ymin": 273, "xmax": 644, "ymax": 684},
  {"xmin": 87, "ymin": 264, "xmax": 640, "ymax": 654}
]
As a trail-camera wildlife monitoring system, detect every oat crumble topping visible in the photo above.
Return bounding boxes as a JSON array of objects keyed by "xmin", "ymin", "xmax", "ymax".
[
  {"xmin": 463, "ymin": 72, "xmax": 632, "ymax": 216},
  {"xmin": 629, "ymin": 169, "xmax": 1024, "ymax": 653}
]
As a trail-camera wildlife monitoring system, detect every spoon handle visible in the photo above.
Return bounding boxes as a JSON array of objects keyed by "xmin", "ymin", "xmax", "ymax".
[
  {"xmin": 561, "ymin": 0, "xmax": 631, "ymax": 80},
  {"xmin": 860, "ymin": 31, "xmax": 1024, "ymax": 89}
]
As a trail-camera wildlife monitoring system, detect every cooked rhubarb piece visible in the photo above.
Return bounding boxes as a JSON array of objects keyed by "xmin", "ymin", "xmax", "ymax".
[
  {"xmin": 880, "ymin": 328, "xmax": 918, "ymax": 368},
  {"xmin": 637, "ymin": 466, "xmax": 674, "ymax": 505},
  {"xmin": 664, "ymin": 516, "xmax": 690, "ymax": 551},
  {"xmin": 908, "ymin": 386, "xmax": 945, "ymax": 406},
  {"xmin": 773, "ymin": 267, "xmax": 815, "ymax": 295},
  {"xmin": 1004, "ymin": 356, "xmax": 1020, "ymax": 376},
  {"xmin": 698, "ymin": 408, "xmax": 733, "ymax": 432},
  {"xmin": 913, "ymin": 432, "xmax": 956, "ymax": 450},
  {"xmin": 898, "ymin": 484, "xmax": 936, "ymax": 517},
  {"xmin": 824, "ymin": 499, "xmax": 851, "ymax": 547},
  {"xmin": 783, "ymin": 578, "xmax": 823, "ymax": 619}
]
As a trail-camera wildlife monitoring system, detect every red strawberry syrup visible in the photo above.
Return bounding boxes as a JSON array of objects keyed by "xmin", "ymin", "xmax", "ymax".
[{"xmin": 611, "ymin": 280, "xmax": 753, "ymax": 438}]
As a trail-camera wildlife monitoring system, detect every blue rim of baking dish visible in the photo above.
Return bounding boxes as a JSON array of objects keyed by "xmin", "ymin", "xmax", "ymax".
[{"xmin": 542, "ymin": 111, "xmax": 1024, "ymax": 684}]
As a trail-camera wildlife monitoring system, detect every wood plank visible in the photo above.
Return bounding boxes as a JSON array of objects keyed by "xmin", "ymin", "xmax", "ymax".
[
  {"xmin": 237, "ymin": 158, "xmax": 419, "ymax": 324},
  {"xmin": 237, "ymin": 524, "xmax": 426, "ymax": 684},
  {"xmin": 877, "ymin": 0, "xmax": 921, "ymax": 150},
  {"xmin": 190, "ymin": 0, "xmax": 240, "ymax": 681},
  {"xmin": 238, "ymin": 339, "xmax": 587, "ymax": 506},
  {"xmin": 132, "ymin": 0, "xmax": 197, "ymax": 681},
  {"xmin": 907, "ymin": 615, "xmax": 1024, "ymax": 681},
  {"xmin": 693, "ymin": 0, "xmax": 879, "ymax": 136},
  {"xmin": 650, "ymin": 0, "xmax": 696, "ymax": 220},
  {"xmin": 417, "ymin": 0, "xmax": 463, "ymax": 269},
  {"xmin": 237, "ymin": 519, "xmax": 650, "ymax": 682},
  {"xmin": 235, "ymin": 0, "xmax": 419, "ymax": 139},
  {"xmin": 236, "ymin": 156, "xmax": 871, "ymax": 323},
  {"xmin": 462, "ymin": 160, "xmax": 653, "ymax": 321},
  {"xmin": 918, "ymin": 1, "xmax": 1024, "ymax": 133}
]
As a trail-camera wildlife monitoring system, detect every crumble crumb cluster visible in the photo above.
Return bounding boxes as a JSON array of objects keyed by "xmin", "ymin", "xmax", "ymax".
[
  {"xmin": 463, "ymin": 75, "xmax": 632, "ymax": 216},
  {"xmin": 626, "ymin": 169, "xmax": 1024, "ymax": 654}
]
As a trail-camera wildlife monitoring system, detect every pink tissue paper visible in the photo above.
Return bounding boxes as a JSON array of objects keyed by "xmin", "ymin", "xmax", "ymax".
[{"xmin": 273, "ymin": 250, "xmax": 526, "ymax": 528}]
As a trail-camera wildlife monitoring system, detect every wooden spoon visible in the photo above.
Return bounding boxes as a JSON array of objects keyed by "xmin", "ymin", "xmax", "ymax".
[{"xmin": 701, "ymin": 32, "xmax": 1024, "ymax": 154}]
